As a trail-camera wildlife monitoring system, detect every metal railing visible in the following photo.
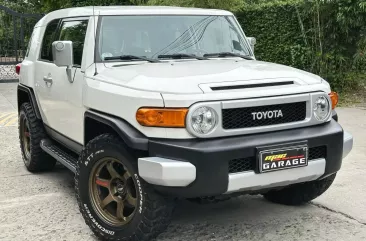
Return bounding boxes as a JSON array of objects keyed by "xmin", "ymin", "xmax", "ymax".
[{"xmin": 0, "ymin": 5, "xmax": 42, "ymax": 82}]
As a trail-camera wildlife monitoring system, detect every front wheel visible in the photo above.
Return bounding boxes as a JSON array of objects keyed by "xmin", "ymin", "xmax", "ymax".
[
  {"xmin": 75, "ymin": 134, "xmax": 175, "ymax": 241},
  {"xmin": 263, "ymin": 173, "xmax": 336, "ymax": 206}
]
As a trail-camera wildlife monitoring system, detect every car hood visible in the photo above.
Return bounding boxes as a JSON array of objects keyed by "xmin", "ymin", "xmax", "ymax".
[{"xmin": 95, "ymin": 59, "xmax": 322, "ymax": 94}]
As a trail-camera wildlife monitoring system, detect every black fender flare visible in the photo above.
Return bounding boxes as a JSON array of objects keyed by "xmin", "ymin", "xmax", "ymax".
[
  {"xmin": 17, "ymin": 84, "xmax": 42, "ymax": 120},
  {"xmin": 84, "ymin": 110, "xmax": 148, "ymax": 151}
]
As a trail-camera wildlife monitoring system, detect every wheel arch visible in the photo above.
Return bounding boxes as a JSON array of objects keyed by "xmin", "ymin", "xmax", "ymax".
[
  {"xmin": 17, "ymin": 84, "xmax": 42, "ymax": 120},
  {"xmin": 84, "ymin": 110, "xmax": 148, "ymax": 151}
]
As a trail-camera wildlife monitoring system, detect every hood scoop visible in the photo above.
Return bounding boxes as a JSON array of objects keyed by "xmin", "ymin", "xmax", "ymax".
[
  {"xmin": 199, "ymin": 78, "xmax": 302, "ymax": 93},
  {"xmin": 210, "ymin": 81, "xmax": 294, "ymax": 91}
]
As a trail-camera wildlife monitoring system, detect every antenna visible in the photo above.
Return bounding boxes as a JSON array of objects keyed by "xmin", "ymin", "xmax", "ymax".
[{"xmin": 93, "ymin": 5, "xmax": 98, "ymax": 76}]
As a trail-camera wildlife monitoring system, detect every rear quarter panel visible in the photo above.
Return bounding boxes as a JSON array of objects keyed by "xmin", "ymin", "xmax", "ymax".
[{"xmin": 19, "ymin": 27, "xmax": 43, "ymax": 87}]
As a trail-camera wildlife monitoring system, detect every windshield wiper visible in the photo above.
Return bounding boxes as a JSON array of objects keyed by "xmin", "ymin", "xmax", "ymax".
[
  {"xmin": 104, "ymin": 55, "xmax": 160, "ymax": 63},
  {"xmin": 203, "ymin": 52, "xmax": 254, "ymax": 60},
  {"xmin": 158, "ymin": 53, "xmax": 209, "ymax": 60}
]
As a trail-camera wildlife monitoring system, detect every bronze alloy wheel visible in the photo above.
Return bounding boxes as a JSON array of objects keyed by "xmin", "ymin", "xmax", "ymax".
[
  {"xmin": 89, "ymin": 158, "xmax": 138, "ymax": 227},
  {"xmin": 76, "ymin": 134, "xmax": 175, "ymax": 240},
  {"xmin": 20, "ymin": 116, "xmax": 31, "ymax": 161}
]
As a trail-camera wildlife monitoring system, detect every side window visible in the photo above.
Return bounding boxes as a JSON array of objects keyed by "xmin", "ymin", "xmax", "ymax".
[
  {"xmin": 58, "ymin": 20, "xmax": 88, "ymax": 66},
  {"xmin": 40, "ymin": 19, "xmax": 59, "ymax": 61}
]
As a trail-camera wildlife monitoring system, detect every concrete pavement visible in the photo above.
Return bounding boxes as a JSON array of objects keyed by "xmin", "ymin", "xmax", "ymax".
[{"xmin": 0, "ymin": 83, "xmax": 365, "ymax": 241}]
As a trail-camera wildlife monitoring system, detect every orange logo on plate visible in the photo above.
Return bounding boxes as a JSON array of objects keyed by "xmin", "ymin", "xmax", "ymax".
[{"xmin": 265, "ymin": 154, "xmax": 287, "ymax": 161}]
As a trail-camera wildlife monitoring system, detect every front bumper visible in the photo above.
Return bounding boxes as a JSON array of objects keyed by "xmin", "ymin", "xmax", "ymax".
[{"xmin": 138, "ymin": 120, "xmax": 353, "ymax": 198}]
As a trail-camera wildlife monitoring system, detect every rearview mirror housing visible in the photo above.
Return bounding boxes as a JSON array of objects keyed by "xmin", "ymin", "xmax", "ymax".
[{"xmin": 52, "ymin": 41, "xmax": 73, "ymax": 67}]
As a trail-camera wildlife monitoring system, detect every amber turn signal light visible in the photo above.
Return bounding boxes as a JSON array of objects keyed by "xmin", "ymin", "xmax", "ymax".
[
  {"xmin": 136, "ymin": 108, "xmax": 188, "ymax": 127},
  {"xmin": 329, "ymin": 91, "xmax": 339, "ymax": 110}
]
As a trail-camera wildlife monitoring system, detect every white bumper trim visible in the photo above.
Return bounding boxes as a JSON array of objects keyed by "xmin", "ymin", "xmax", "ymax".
[
  {"xmin": 226, "ymin": 159, "xmax": 326, "ymax": 194},
  {"xmin": 138, "ymin": 157, "xmax": 196, "ymax": 187},
  {"xmin": 343, "ymin": 131, "xmax": 353, "ymax": 158}
]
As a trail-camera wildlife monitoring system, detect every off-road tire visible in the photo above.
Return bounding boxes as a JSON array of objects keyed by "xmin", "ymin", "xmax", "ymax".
[
  {"xmin": 18, "ymin": 102, "xmax": 56, "ymax": 172},
  {"xmin": 263, "ymin": 173, "xmax": 337, "ymax": 206},
  {"xmin": 75, "ymin": 134, "xmax": 175, "ymax": 241}
]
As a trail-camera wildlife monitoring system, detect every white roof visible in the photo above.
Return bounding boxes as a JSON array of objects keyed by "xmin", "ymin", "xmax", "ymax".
[{"xmin": 36, "ymin": 6, "xmax": 233, "ymax": 27}]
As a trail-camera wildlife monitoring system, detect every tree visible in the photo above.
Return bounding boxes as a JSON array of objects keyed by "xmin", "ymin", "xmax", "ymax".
[
  {"xmin": 0, "ymin": 0, "xmax": 43, "ymax": 13},
  {"xmin": 146, "ymin": 0, "xmax": 243, "ymax": 11},
  {"xmin": 41, "ymin": 0, "xmax": 143, "ymax": 12}
]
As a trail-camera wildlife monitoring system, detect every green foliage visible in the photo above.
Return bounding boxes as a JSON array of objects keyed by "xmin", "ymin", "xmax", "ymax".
[
  {"xmin": 237, "ymin": 0, "xmax": 366, "ymax": 92},
  {"xmin": 0, "ymin": 0, "xmax": 42, "ymax": 13},
  {"xmin": 40, "ymin": 0, "xmax": 141, "ymax": 12},
  {"xmin": 146, "ymin": 0, "xmax": 243, "ymax": 11},
  {"xmin": 1, "ymin": 0, "xmax": 365, "ymax": 93}
]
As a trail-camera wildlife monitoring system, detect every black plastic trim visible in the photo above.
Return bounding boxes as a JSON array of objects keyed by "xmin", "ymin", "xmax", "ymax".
[
  {"xmin": 40, "ymin": 139, "xmax": 77, "ymax": 173},
  {"xmin": 148, "ymin": 120, "xmax": 344, "ymax": 198},
  {"xmin": 17, "ymin": 84, "xmax": 42, "ymax": 119},
  {"xmin": 44, "ymin": 124, "xmax": 83, "ymax": 154},
  {"xmin": 211, "ymin": 81, "xmax": 294, "ymax": 91},
  {"xmin": 332, "ymin": 109, "xmax": 338, "ymax": 122},
  {"xmin": 85, "ymin": 110, "xmax": 148, "ymax": 151}
]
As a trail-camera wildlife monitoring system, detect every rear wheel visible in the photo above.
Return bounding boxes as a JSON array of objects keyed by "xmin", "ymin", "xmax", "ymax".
[
  {"xmin": 263, "ymin": 173, "xmax": 336, "ymax": 206},
  {"xmin": 18, "ymin": 103, "xmax": 56, "ymax": 172},
  {"xmin": 75, "ymin": 134, "xmax": 175, "ymax": 241}
]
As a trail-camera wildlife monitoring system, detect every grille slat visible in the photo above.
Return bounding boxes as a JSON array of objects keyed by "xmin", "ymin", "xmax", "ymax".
[
  {"xmin": 222, "ymin": 102, "xmax": 307, "ymax": 129},
  {"xmin": 228, "ymin": 146, "xmax": 327, "ymax": 174}
]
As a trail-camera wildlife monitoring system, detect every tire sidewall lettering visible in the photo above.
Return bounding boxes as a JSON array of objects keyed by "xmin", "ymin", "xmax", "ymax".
[
  {"xmin": 84, "ymin": 150, "xmax": 104, "ymax": 166},
  {"xmin": 84, "ymin": 203, "xmax": 115, "ymax": 236},
  {"xmin": 134, "ymin": 174, "xmax": 143, "ymax": 214}
]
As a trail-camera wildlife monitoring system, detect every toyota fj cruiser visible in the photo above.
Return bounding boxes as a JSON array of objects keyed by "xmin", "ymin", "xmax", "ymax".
[{"xmin": 16, "ymin": 6, "xmax": 353, "ymax": 241}]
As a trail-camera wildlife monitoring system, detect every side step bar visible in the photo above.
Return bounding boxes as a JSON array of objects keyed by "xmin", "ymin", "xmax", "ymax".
[{"xmin": 40, "ymin": 139, "xmax": 78, "ymax": 173}]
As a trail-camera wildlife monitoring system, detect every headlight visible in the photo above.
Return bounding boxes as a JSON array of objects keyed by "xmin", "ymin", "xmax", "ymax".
[
  {"xmin": 190, "ymin": 106, "xmax": 218, "ymax": 134},
  {"xmin": 313, "ymin": 96, "xmax": 330, "ymax": 121}
]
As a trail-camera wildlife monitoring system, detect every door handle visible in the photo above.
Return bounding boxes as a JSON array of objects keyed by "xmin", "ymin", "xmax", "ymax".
[{"xmin": 43, "ymin": 76, "xmax": 53, "ymax": 85}]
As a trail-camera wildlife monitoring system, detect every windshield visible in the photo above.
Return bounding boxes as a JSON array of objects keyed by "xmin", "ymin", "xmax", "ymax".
[{"xmin": 97, "ymin": 15, "xmax": 252, "ymax": 61}]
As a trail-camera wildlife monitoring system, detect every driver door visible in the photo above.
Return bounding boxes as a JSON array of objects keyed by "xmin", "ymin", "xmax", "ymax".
[{"xmin": 34, "ymin": 17, "xmax": 89, "ymax": 145}]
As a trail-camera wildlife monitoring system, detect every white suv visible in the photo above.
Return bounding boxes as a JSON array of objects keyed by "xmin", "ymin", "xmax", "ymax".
[{"xmin": 16, "ymin": 6, "xmax": 353, "ymax": 241}]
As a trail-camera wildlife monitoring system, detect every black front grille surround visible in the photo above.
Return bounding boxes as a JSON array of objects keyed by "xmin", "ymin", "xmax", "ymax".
[
  {"xmin": 222, "ymin": 102, "xmax": 307, "ymax": 130},
  {"xmin": 228, "ymin": 146, "xmax": 327, "ymax": 174}
]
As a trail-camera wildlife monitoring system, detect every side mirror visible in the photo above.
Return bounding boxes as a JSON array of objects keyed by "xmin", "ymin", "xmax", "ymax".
[
  {"xmin": 246, "ymin": 37, "xmax": 256, "ymax": 53},
  {"xmin": 52, "ymin": 41, "xmax": 73, "ymax": 67}
]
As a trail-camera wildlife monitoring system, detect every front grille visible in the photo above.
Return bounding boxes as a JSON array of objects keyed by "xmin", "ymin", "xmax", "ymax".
[
  {"xmin": 228, "ymin": 157, "xmax": 255, "ymax": 173},
  {"xmin": 228, "ymin": 146, "xmax": 327, "ymax": 174},
  {"xmin": 309, "ymin": 146, "xmax": 327, "ymax": 160},
  {"xmin": 222, "ymin": 102, "xmax": 307, "ymax": 129}
]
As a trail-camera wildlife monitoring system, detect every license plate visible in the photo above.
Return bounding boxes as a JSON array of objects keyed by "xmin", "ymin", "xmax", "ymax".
[{"xmin": 259, "ymin": 145, "xmax": 308, "ymax": 173}]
